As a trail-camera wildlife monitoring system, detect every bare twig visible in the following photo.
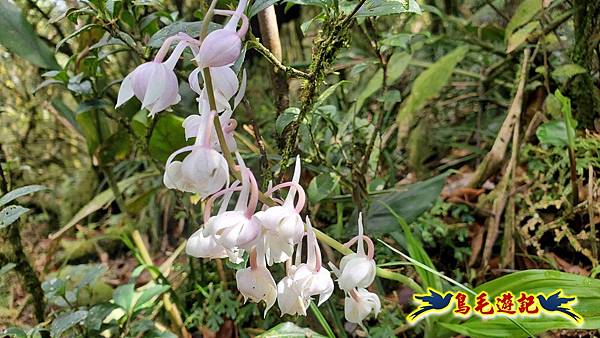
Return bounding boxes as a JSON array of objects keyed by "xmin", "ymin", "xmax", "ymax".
[{"xmin": 589, "ymin": 165, "xmax": 597, "ymax": 260}]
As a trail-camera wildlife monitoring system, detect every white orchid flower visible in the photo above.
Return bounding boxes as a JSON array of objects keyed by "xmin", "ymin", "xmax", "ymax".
[
  {"xmin": 331, "ymin": 213, "xmax": 376, "ymax": 291},
  {"xmin": 344, "ymin": 288, "xmax": 381, "ymax": 324},
  {"xmin": 277, "ymin": 218, "xmax": 334, "ymax": 316},
  {"xmin": 186, "ymin": 182, "xmax": 240, "ymax": 259},
  {"xmin": 183, "ymin": 68, "xmax": 246, "ymax": 151},
  {"xmin": 116, "ymin": 33, "xmax": 199, "ymax": 117},
  {"xmin": 196, "ymin": 0, "xmax": 249, "ymax": 69},
  {"xmin": 235, "ymin": 241, "xmax": 277, "ymax": 316},
  {"xmin": 163, "ymin": 110, "xmax": 229, "ymax": 197},
  {"xmin": 255, "ymin": 156, "xmax": 305, "ymax": 264},
  {"xmin": 203, "ymin": 153, "xmax": 261, "ymax": 256}
]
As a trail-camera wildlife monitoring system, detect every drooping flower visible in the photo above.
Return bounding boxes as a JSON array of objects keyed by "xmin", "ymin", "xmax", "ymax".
[
  {"xmin": 203, "ymin": 153, "xmax": 261, "ymax": 256},
  {"xmin": 277, "ymin": 218, "xmax": 334, "ymax": 316},
  {"xmin": 186, "ymin": 182, "xmax": 239, "ymax": 259},
  {"xmin": 344, "ymin": 288, "xmax": 381, "ymax": 324},
  {"xmin": 235, "ymin": 241, "xmax": 277, "ymax": 316},
  {"xmin": 163, "ymin": 110, "xmax": 229, "ymax": 197},
  {"xmin": 255, "ymin": 156, "xmax": 305, "ymax": 264},
  {"xmin": 196, "ymin": 0, "xmax": 249, "ymax": 69},
  {"xmin": 116, "ymin": 33, "xmax": 198, "ymax": 117},
  {"xmin": 330, "ymin": 213, "xmax": 376, "ymax": 291}
]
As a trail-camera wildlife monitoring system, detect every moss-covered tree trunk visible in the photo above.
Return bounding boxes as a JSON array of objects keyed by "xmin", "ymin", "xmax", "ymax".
[
  {"xmin": 0, "ymin": 224, "xmax": 46, "ymax": 324},
  {"xmin": 569, "ymin": 0, "xmax": 600, "ymax": 129}
]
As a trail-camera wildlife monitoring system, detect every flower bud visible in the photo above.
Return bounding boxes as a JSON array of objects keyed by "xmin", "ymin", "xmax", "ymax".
[{"xmin": 196, "ymin": 29, "xmax": 242, "ymax": 69}]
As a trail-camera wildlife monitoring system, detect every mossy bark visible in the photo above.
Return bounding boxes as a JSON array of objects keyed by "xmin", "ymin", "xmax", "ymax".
[
  {"xmin": 0, "ymin": 224, "xmax": 46, "ymax": 324},
  {"xmin": 568, "ymin": 0, "xmax": 600, "ymax": 129}
]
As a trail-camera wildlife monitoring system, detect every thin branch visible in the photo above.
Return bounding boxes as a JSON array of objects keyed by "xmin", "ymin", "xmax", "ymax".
[{"xmin": 248, "ymin": 39, "xmax": 311, "ymax": 79}]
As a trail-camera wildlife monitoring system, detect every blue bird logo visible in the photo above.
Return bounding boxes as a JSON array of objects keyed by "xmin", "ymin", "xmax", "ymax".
[
  {"xmin": 408, "ymin": 288, "xmax": 453, "ymax": 322},
  {"xmin": 537, "ymin": 290, "xmax": 582, "ymax": 323}
]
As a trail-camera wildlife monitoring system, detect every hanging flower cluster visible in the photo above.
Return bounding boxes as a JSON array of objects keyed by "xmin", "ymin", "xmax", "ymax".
[{"xmin": 115, "ymin": 0, "xmax": 380, "ymax": 324}]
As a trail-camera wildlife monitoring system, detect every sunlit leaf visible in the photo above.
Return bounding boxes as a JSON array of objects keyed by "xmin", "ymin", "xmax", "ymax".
[
  {"xmin": 0, "ymin": 205, "xmax": 30, "ymax": 229},
  {"xmin": 441, "ymin": 270, "xmax": 600, "ymax": 337},
  {"xmin": 0, "ymin": 185, "xmax": 47, "ymax": 207},
  {"xmin": 505, "ymin": 0, "xmax": 542, "ymax": 39}
]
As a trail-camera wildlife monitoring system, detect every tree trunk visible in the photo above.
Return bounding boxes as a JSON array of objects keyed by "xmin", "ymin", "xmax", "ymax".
[{"xmin": 569, "ymin": 0, "xmax": 600, "ymax": 129}]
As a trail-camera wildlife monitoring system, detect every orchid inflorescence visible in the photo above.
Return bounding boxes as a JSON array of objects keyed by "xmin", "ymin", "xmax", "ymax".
[{"xmin": 115, "ymin": 0, "xmax": 380, "ymax": 324}]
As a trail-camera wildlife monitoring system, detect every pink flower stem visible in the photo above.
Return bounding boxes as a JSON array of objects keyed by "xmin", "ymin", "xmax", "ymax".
[
  {"xmin": 213, "ymin": 9, "xmax": 249, "ymax": 38},
  {"xmin": 245, "ymin": 169, "xmax": 259, "ymax": 218},
  {"xmin": 349, "ymin": 288, "xmax": 361, "ymax": 302},
  {"xmin": 249, "ymin": 247, "xmax": 258, "ymax": 270},
  {"xmin": 154, "ymin": 33, "xmax": 199, "ymax": 62},
  {"xmin": 203, "ymin": 185, "xmax": 242, "ymax": 224},
  {"xmin": 343, "ymin": 235, "xmax": 375, "ymax": 260},
  {"xmin": 265, "ymin": 182, "xmax": 306, "ymax": 213}
]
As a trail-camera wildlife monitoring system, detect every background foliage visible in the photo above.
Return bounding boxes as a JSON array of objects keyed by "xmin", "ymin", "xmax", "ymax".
[{"xmin": 0, "ymin": 0, "xmax": 599, "ymax": 337}]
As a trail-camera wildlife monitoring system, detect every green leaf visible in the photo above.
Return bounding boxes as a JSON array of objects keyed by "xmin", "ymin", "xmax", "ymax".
[
  {"xmin": 50, "ymin": 310, "xmax": 88, "ymax": 337},
  {"xmin": 148, "ymin": 114, "xmax": 188, "ymax": 162},
  {"xmin": 56, "ymin": 23, "xmax": 103, "ymax": 53},
  {"xmin": 114, "ymin": 283, "xmax": 135, "ymax": 311},
  {"xmin": 384, "ymin": 213, "xmax": 442, "ymax": 290},
  {"xmin": 363, "ymin": 174, "xmax": 446, "ymax": 235},
  {"xmin": 276, "ymin": 107, "xmax": 300, "ymax": 135},
  {"xmin": 3, "ymin": 327, "xmax": 27, "ymax": 338},
  {"xmin": 505, "ymin": 0, "xmax": 541, "ymax": 39},
  {"xmin": 0, "ymin": 205, "xmax": 30, "ymax": 229},
  {"xmin": 85, "ymin": 303, "xmax": 119, "ymax": 331},
  {"xmin": 0, "ymin": 0, "xmax": 58, "ymax": 69},
  {"xmin": 49, "ymin": 172, "xmax": 159, "ymax": 239},
  {"xmin": 257, "ymin": 322, "xmax": 327, "ymax": 338},
  {"xmin": 250, "ymin": 0, "xmax": 278, "ymax": 18},
  {"xmin": 555, "ymin": 89, "xmax": 576, "ymax": 148},
  {"xmin": 396, "ymin": 46, "xmax": 468, "ymax": 140},
  {"xmin": 133, "ymin": 284, "xmax": 170, "ymax": 313},
  {"xmin": 354, "ymin": 53, "xmax": 410, "ymax": 111},
  {"xmin": 148, "ymin": 21, "xmax": 219, "ymax": 48},
  {"xmin": 0, "ymin": 185, "xmax": 47, "ymax": 207},
  {"xmin": 441, "ymin": 270, "xmax": 600, "ymax": 337},
  {"xmin": 307, "ymin": 173, "xmax": 339, "ymax": 203},
  {"xmin": 75, "ymin": 264, "xmax": 107, "ymax": 291},
  {"xmin": 536, "ymin": 121, "xmax": 568, "ymax": 147},
  {"xmin": 551, "ymin": 64, "xmax": 587, "ymax": 81},
  {"xmin": 354, "ymin": 0, "xmax": 422, "ymax": 17},
  {"xmin": 313, "ymin": 81, "xmax": 349, "ymax": 110},
  {"xmin": 506, "ymin": 21, "xmax": 539, "ymax": 53}
]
